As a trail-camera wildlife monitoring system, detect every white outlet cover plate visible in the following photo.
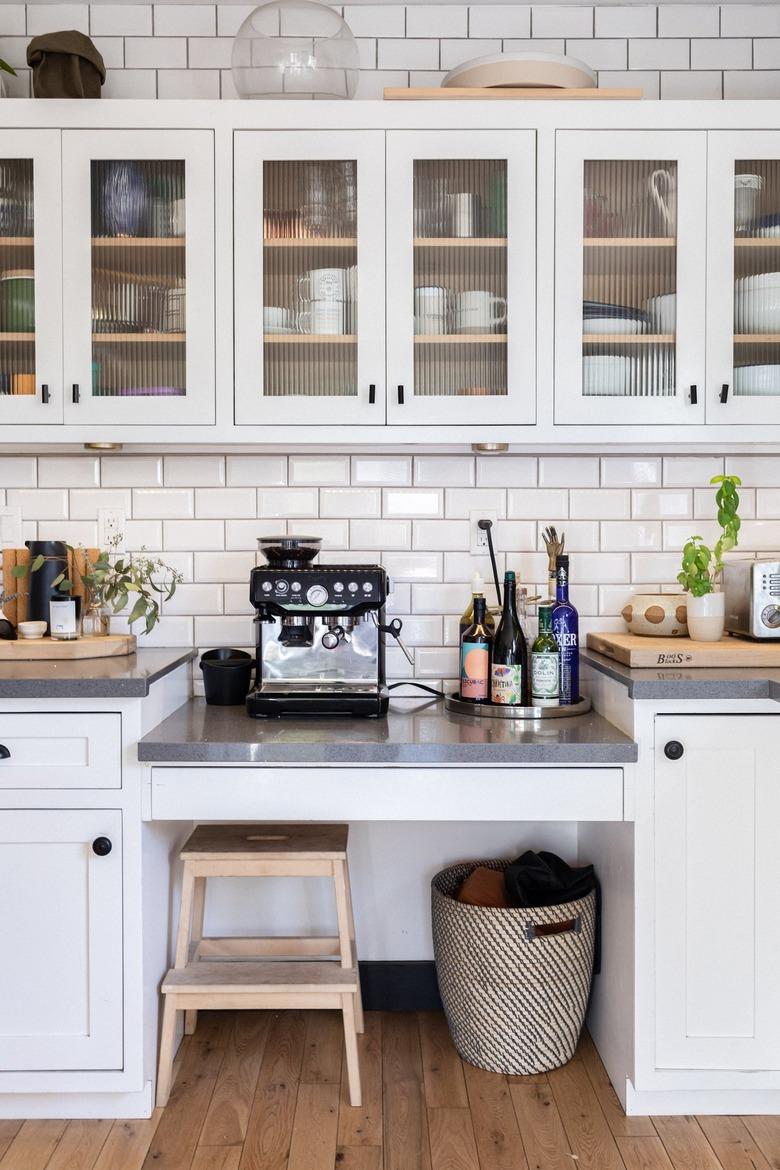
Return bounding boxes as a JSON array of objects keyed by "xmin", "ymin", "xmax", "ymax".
[
  {"xmin": 469, "ymin": 509, "xmax": 499, "ymax": 556},
  {"xmin": 0, "ymin": 506, "xmax": 22, "ymax": 549},
  {"xmin": 98, "ymin": 508, "xmax": 126, "ymax": 552}
]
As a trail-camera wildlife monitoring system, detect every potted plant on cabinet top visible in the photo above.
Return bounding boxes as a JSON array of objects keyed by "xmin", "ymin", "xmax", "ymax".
[{"xmin": 676, "ymin": 474, "xmax": 742, "ymax": 642}]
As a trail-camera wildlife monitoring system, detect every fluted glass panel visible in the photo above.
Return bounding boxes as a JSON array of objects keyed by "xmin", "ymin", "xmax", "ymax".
[
  {"xmin": 733, "ymin": 160, "xmax": 780, "ymax": 397},
  {"xmin": 90, "ymin": 160, "xmax": 186, "ymax": 398},
  {"xmin": 581, "ymin": 159, "xmax": 677, "ymax": 398},
  {"xmin": 262, "ymin": 160, "xmax": 357, "ymax": 399},
  {"xmin": 0, "ymin": 159, "xmax": 35, "ymax": 397},
  {"xmin": 413, "ymin": 159, "xmax": 507, "ymax": 398}
]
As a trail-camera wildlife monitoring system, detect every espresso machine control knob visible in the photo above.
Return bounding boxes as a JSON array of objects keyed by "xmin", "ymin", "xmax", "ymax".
[{"xmin": 307, "ymin": 584, "xmax": 328, "ymax": 607}]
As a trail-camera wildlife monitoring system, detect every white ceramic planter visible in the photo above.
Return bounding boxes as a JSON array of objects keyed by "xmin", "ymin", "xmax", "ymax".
[{"xmin": 686, "ymin": 591, "xmax": 725, "ymax": 642}]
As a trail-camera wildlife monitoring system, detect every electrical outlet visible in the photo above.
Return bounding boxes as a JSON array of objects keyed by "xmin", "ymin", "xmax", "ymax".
[
  {"xmin": 98, "ymin": 507, "xmax": 126, "ymax": 552},
  {"xmin": 0, "ymin": 506, "xmax": 22, "ymax": 549},
  {"xmin": 469, "ymin": 509, "xmax": 498, "ymax": 557}
]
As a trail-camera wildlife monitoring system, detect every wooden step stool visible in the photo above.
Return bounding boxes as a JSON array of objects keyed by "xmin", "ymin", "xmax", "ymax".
[{"xmin": 156, "ymin": 822, "xmax": 364, "ymax": 1108}]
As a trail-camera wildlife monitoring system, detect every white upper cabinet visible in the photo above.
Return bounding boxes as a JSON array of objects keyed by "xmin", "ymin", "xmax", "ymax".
[
  {"xmin": 62, "ymin": 130, "xmax": 215, "ymax": 426},
  {"xmin": 707, "ymin": 132, "xmax": 780, "ymax": 425},
  {"xmin": 386, "ymin": 130, "xmax": 535, "ymax": 426},
  {"xmin": 555, "ymin": 131, "xmax": 707, "ymax": 426},
  {"xmin": 234, "ymin": 130, "xmax": 386, "ymax": 426},
  {"xmin": 0, "ymin": 130, "xmax": 62, "ymax": 425}
]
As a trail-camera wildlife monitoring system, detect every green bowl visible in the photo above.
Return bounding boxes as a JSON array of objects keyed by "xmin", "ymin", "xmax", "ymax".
[{"xmin": 0, "ymin": 270, "xmax": 35, "ymax": 333}]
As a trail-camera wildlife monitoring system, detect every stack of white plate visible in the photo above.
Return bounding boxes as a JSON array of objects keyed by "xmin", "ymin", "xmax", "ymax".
[
  {"xmin": 734, "ymin": 364, "xmax": 780, "ymax": 396},
  {"xmin": 583, "ymin": 354, "xmax": 636, "ymax": 396},
  {"xmin": 734, "ymin": 272, "xmax": 780, "ymax": 333}
]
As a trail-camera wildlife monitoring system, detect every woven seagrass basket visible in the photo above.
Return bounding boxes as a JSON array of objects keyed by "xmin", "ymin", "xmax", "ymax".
[{"xmin": 431, "ymin": 859, "xmax": 596, "ymax": 1075}]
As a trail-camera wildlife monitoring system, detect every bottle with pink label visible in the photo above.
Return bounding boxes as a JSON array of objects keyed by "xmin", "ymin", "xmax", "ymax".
[{"xmin": 459, "ymin": 595, "xmax": 492, "ymax": 704}]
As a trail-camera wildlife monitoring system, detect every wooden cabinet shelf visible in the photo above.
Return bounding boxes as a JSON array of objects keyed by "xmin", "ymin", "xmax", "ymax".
[
  {"xmin": 0, "ymin": 237, "xmax": 34, "ymax": 247},
  {"xmin": 414, "ymin": 334, "xmax": 507, "ymax": 344},
  {"xmin": 92, "ymin": 333, "xmax": 185, "ymax": 343},
  {"xmin": 263, "ymin": 333, "xmax": 356, "ymax": 344},
  {"xmin": 91, "ymin": 237, "xmax": 185, "ymax": 248},
  {"xmin": 0, "ymin": 332, "xmax": 34, "ymax": 341},
  {"xmin": 583, "ymin": 237, "xmax": 676, "ymax": 247},
  {"xmin": 734, "ymin": 238, "xmax": 780, "ymax": 247},
  {"xmin": 734, "ymin": 333, "xmax": 780, "ymax": 343},
  {"xmin": 413, "ymin": 237, "xmax": 507, "ymax": 247},
  {"xmin": 262, "ymin": 237, "xmax": 357, "ymax": 248}
]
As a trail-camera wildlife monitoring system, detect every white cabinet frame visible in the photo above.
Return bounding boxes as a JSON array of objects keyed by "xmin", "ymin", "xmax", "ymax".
[
  {"xmin": 0, "ymin": 130, "xmax": 62, "ymax": 425},
  {"xmin": 62, "ymin": 129, "xmax": 215, "ymax": 426},
  {"xmin": 707, "ymin": 131, "xmax": 780, "ymax": 425},
  {"xmin": 555, "ymin": 130, "xmax": 707, "ymax": 426},
  {"xmin": 234, "ymin": 130, "xmax": 386, "ymax": 426}
]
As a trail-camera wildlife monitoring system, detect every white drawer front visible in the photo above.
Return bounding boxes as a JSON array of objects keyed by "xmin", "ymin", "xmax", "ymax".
[
  {"xmin": 0, "ymin": 713, "xmax": 121, "ymax": 790},
  {"xmin": 150, "ymin": 766, "xmax": 624, "ymax": 822}
]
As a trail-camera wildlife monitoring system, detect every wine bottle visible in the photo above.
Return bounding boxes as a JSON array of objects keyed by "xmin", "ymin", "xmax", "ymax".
[
  {"xmin": 531, "ymin": 602, "xmax": 560, "ymax": 707},
  {"xmin": 491, "ymin": 570, "xmax": 528, "ymax": 706},
  {"xmin": 460, "ymin": 595, "xmax": 492, "ymax": 704},
  {"xmin": 551, "ymin": 555, "xmax": 579, "ymax": 705},
  {"xmin": 459, "ymin": 571, "xmax": 496, "ymax": 640}
]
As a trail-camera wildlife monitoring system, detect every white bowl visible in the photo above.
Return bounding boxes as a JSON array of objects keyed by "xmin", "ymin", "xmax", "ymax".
[
  {"xmin": 734, "ymin": 364, "xmax": 780, "ymax": 396},
  {"xmin": 442, "ymin": 51, "xmax": 597, "ymax": 90},
  {"xmin": 738, "ymin": 271, "xmax": 780, "ymax": 292},
  {"xmin": 734, "ymin": 290, "xmax": 780, "ymax": 333},
  {"xmin": 582, "ymin": 316, "xmax": 644, "ymax": 335},
  {"xmin": 17, "ymin": 621, "xmax": 47, "ymax": 640},
  {"xmin": 583, "ymin": 354, "xmax": 635, "ymax": 396},
  {"xmin": 645, "ymin": 292, "xmax": 676, "ymax": 334}
]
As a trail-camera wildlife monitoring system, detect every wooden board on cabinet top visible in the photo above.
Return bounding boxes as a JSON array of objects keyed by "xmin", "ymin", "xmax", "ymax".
[
  {"xmin": 384, "ymin": 87, "xmax": 643, "ymax": 100},
  {"xmin": 0, "ymin": 634, "xmax": 136, "ymax": 660},
  {"xmin": 587, "ymin": 631, "xmax": 780, "ymax": 668}
]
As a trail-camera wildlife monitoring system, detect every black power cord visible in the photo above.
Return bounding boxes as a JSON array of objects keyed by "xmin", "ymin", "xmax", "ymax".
[{"xmin": 387, "ymin": 681, "xmax": 447, "ymax": 698}]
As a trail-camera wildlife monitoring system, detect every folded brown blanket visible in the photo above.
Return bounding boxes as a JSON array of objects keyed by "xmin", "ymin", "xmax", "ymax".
[
  {"xmin": 457, "ymin": 866, "xmax": 511, "ymax": 908},
  {"xmin": 27, "ymin": 31, "xmax": 106, "ymax": 98}
]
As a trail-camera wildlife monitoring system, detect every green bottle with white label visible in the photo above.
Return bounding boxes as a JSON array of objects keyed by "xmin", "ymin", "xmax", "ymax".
[{"xmin": 531, "ymin": 602, "xmax": 560, "ymax": 707}]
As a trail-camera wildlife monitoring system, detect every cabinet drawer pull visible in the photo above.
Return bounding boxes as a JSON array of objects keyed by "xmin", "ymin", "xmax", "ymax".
[
  {"xmin": 72, "ymin": 383, "xmax": 80, "ymax": 404},
  {"xmin": 92, "ymin": 836, "xmax": 113, "ymax": 856},
  {"xmin": 41, "ymin": 384, "xmax": 50, "ymax": 404},
  {"xmin": 720, "ymin": 383, "xmax": 730, "ymax": 404},
  {"xmin": 397, "ymin": 385, "xmax": 404, "ymax": 405},
  {"xmin": 664, "ymin": 740, "xmax": 684, "ymax": 761},
  {"xmin": 368, "ymin": 383, "xmax": 376, "ymax": 404},
  {"xmin": 0, "ymin": 744, "xmax": 10, "ymax": 760},
  {"xmin": 689, "ymin": 385, "xmax": 698, "ymax": 405}
]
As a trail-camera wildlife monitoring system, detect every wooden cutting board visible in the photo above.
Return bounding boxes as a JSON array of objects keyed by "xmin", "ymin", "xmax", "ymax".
[
  {"xmin": 384, "ymin": 87, "xmax": 643, "ymax": 100},
  {"xmin": 587, "ymin": 631, "xmax": 780, "ymax": 668},
  {"xmin": 0, "ymin": 635, "xmax": 136, "ymax": 661}
]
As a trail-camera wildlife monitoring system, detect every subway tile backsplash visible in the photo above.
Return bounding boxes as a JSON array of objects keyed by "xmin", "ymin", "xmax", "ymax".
[
  {"xmin": 6, "ymin": 3, "xmax": 780, "ymax": 99},
  {"xmin": 1, "ymin": 452, "xmax": 777, "ymax": 690}
]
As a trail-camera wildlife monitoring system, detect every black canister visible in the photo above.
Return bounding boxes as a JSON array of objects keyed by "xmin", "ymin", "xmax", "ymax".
[
  {"xmin": 200, "ymin": 648, "xmax": 254, "ymax": 706},
  {"xmin": 25, "ymin": 540, "xmax": 68, "ymax": 633}
]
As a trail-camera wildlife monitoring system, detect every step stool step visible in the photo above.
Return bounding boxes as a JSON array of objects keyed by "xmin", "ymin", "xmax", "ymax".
[
  {"xmin": 162, "ymin": 960, "xmax": 358, "ymax": 995},
  {"xmin": 181, "ymin": 823, "xmax": 349, "ymax": 860}
]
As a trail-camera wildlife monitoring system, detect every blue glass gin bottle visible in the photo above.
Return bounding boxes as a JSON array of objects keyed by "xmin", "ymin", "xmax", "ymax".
[{"xmin": 552, "ymin": 555, "xmax": 579, "ymax": 705}]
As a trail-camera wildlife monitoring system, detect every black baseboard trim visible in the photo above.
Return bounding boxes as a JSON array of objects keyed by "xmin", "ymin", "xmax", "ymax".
[{"xmin": 359, "ymin": 961, "xmax": 442, "ymax": 1012}]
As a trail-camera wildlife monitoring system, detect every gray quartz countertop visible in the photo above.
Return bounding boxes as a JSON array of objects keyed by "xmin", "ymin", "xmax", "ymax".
[
  {"xmin": 0, "ymin": 648, "xmax": 195, "ymax": 698},
  {"xmin": 138, "ymin": 696, "xmax": 637, "ymax": 764},
  {"xmin": 582, "ymin": 647, "xmax": 780, "ymax": 700}
]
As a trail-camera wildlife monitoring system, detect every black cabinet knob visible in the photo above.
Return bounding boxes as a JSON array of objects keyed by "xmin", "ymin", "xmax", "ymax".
[
  {"xmin": 397, "ymin": 385, "xmax": 405, "ymax": 405},
  {"xmin": 72, "ymin": 383, "xmax": 80, "ymax": 404},
  {"xmin": 664, "ymin": 740, "xmax": 684, "ymax": 761},
  {"xmin": 92, "ymin": 836, "xmax": 113, "ymax": 856},
  {"xmin": 368, "ymin": 383, "xmax": 376, "ymax": 404},
  {"xmin": 720, "ymin": 383, "xmax": 730, "ymax": 404},
  {"xmin": 0, "ymin": 744, "xmax": 9, "ymax": 760},
  {"xmin": 689, "ymin": 385, "xmax": 698, "ymax": 405},
  {"xmin": 41, "ymin": 384, "xmax": 50, "ymax": 404}
]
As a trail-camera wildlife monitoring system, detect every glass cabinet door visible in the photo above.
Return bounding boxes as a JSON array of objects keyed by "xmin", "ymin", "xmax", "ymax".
[
  {"xmin": 555, "ymin": 131, "xmax": 706, "ymax": 426},
  {"xmin": 708, "ymin": 132, "xmax": 780, "ymax": 425},
  {"xmin": 386, "ymin": 131, "xmax": 535, "ymax": 425},
  {"xmin": 62, "ymin": 130, "xmax": 214, "ymax": 426},
  {"xmin": 234, "ymin": 131, "xmax": 385, "ymax": 426},
  {"xmin": 0, "ymin": 131, "xmax": 62, "ymax": 424}
]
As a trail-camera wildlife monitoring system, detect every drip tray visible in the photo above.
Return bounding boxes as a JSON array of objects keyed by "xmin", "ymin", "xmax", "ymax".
[{"xmin": 445, "ymin": 693, "xmax": 592, "ymax": 720}]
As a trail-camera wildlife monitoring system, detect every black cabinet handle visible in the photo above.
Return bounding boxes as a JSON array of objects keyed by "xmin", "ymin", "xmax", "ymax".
[
  {"xmin": 368, "ymin": 384, "xmax": 376, "ymax": 404},
  {"xmin": 720, "ymin": 383, "xmax": 730, "ymax": 404},
  {"xmin": 41, "ymin": 384, "xmax": 50, "ymax": 404},
  {"xmin": 72, "ymin": 383, "xmax": 80, "ymax": 404},
  {"xmin": 0, "ymin": 744, "xmax": 9, "ymax": 760},
  {"xmin": 92, "ymin": 836, "xmax": 112, "ymax": 856},
  {"xmin": 397, "ymin": 385, "xmax": 404, "ymax": 405},
  {"xmin": 689, "ymin": 385, "xmax": 698, "ymax": 405},
  {"xmin": 664, "ymin": 740, "xmax": 684, "ymax": 761}
]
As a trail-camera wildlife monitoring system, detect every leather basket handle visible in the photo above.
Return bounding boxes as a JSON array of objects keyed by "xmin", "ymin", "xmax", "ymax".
[{"xmin": 525, "ymin": 915, "xmax": 581, "ymax": 941}]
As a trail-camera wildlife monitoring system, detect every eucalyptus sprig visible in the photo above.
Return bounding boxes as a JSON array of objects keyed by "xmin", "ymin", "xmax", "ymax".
[{"xmin": 677, "ymin": 473, "xmax": 742, "ymax": 597}]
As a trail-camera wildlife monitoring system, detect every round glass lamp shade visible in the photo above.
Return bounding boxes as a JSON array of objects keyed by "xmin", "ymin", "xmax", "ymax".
[{"xmin": 232, "ymin": 0, "xmax": 360, "ymax": 99}]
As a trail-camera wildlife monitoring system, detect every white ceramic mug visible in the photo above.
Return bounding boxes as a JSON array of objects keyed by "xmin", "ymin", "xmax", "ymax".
[
  {"xmin": 298, "ymin": 267, "xmax": 347, "ymax": 302},
  {"xmin": 414, "ymin": 285, "xmax": 448, "ymax": 334},
  {"xmin": 263, "ymin": 305, "xmax": 291, "ymax": 330},
  {"xmin": 452, "ymin": 289, "xmax": 506, "ymax": 334},
  {"xmin": 298, "ymin": 299, "xmax": 345, "ymax": 335}
]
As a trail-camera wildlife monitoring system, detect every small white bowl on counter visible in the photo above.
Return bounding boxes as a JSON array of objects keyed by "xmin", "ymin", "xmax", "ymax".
[{"xmin": 17, "ymin": 621, "xmax": 47, "ymax": 640}]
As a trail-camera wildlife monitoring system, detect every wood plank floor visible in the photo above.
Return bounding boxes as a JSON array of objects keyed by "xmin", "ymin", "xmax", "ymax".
[{"xmin": 2, "ymin": 1011, "xmax": 779, "ymax": 1170}]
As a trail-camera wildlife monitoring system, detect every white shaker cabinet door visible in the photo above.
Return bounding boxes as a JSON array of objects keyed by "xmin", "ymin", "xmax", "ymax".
[
  {"xmin": 61, "ymin": 129, "xmax": 215, "ymax": 426},
  {"xmin": 654, "ymin": 715, "xmax": 780, "ymax": 1071},
  {"xmin": 234, "ymin": 130, "xmax": 385, "ymax": 426},
  {"xmin": 386, "ymin": 130, "xmax": 535, "ymax": 426},
  {"xmin": 0, "ymin": 130, "xmax": 62, "ymax": 424},
  {"xmin": 0, "ymin": 809, "xmax": 123, "ymax": 1071},
  {"xmin": 707, "ymin": 131, "xmax": 780, "ymax": 424},
  {"xmin": 555, "ymin": 131, "xmax": 707, "ymax": 426}
]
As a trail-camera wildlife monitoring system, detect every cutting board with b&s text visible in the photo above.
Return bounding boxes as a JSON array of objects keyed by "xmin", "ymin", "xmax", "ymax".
[
  {"xmin": 587, "ymin": 631, "xmax": 780, "ymax": 668},
  {"xmin": 0, "ymin": 635, "xmax": 136, "ymax": 661}
]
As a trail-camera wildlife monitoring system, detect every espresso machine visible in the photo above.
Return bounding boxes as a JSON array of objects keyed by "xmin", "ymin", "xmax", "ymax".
[{"xmin": 247, "ymin": 537, "xmax": 410, "ymax": 717}]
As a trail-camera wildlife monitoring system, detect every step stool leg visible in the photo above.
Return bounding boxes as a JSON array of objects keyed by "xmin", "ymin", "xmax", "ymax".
[
  {"xmin": 175, "ymin": 863, "xmax": 196, "ymax": 968},
  {"xmin": 341, "ymin": 991, "xmax": 362, "ymax": 1108},
  {"xmin": 184, "ymin": 876, "xmax": 207, "ymax": 1034},
  {"xmin": 156, "ymin": 994, "xmax": 179, "ymax": 1108},
  {"xmin": 342, "ymin": 863, "xmax": 364, "ymax": 1034}
]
